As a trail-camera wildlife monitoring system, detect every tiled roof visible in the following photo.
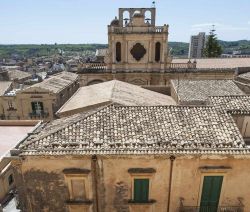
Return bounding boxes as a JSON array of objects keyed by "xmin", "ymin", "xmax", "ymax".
[
  {"xmin": 57, "ymin": 80, "xmax": 176, "ymax": 117},
  {"xmin": 29, "ymin": 71, "xmax": 78, "ymax": 93},
  {"xmin": 0, "ymin": 81, "xmax": 12, "ymax": 96},
  {"xmin": 237, "ymin": 72, "xmax": 250, "ymax": 82},
  {"xmin": 17, "ymin": 105, "xmax": 247, "ymax": 156},
  {"xmin": 7, "ymin": 70, "xmax": 32, "ymax": 81},
  {"xmin": 172, "ymin": 58, "xmax": 250, "ymax": 69},
  {"xmin": 171, "ymin": 80, "xmax": 244, "ymax": 105},
  {"xmin": 209, "ymin": 96, "xmax": 250, "ymax": 114}
]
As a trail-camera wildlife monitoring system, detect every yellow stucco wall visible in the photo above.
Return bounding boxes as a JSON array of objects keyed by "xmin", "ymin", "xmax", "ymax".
[{"xmin": 17, "ymin": 155, "xmax": 250, "ymax": 212}]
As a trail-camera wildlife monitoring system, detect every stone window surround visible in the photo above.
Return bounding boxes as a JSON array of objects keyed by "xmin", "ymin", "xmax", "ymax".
[
  {"xmin": 63, "ymin": 168, "xmax": 92, "ymax": 205},
  {"xmin": 197, "ymin": 167, "xmax": 231, "ymax": 207},
  {"xmin": 128, "ymin": 168, "xmax": 156, "ymax": 204}
]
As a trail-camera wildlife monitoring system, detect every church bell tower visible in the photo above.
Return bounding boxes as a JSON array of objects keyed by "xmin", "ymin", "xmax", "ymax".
[{"xmin": 106, "ymin": 8, "xmax": 171, "ymax": 72}]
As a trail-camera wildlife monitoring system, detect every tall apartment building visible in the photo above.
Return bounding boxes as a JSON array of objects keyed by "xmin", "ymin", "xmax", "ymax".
[{"xmin": 188, "ymin": 32, "xmax": 206, "ymax": 58}]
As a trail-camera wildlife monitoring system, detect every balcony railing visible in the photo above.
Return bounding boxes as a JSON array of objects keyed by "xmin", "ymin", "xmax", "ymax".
[
  {"xmin": 29, "ymin": 111, "xmax": 49, "ymax": 119},
  {"xmin": 179, "ymin": 206, "xmax": 244, "ymax": 212},
  {"xmin": 179, "ymin": 198, "xmax": 244, "ymax": 212},
  {"xmin": 167, "ymin": 62, "xmax": 197, "ymax": 69},
  {"xmin": 110, "ymin": 26, "xmax": 167, "ymax": 34},
  {"xmin": 80, "ymin": 63, "xmax": 107, "ymax": 71}
]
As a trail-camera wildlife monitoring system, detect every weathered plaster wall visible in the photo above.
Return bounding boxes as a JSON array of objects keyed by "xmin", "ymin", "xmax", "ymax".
[
  {"xmin": 19, "ymin": 156, "xmax": 93, "ymax": 212},
  {"xmin": 16, "ymin": 155, "xmax": 250, "ymax": 212}
]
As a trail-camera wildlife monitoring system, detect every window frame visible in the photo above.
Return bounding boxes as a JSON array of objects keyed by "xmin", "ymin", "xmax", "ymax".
[
  {"xmin": 64, "ymin": 173, "xmax": 90, "ymax": 201},
  {"xmin": 116, "ymin": 42, "xmax": 122, "ymax": 62},
  {"xmin": 133, "ymin": 178, "xmax": 150, "ymax": 203},
  {"xmin": 198, "ymin": 172, "xmax": 227, "ymax": 207},
  {"xmin": 155, "ymin": 42, "xmax": 161, "ymax": 62},
  {"xmin": 31, "ymin": 101, "xmax": 44, "ymax": 115},
  {"xmin": 130, "ymin": 173, "xmax": 153, "ymax": 203}
]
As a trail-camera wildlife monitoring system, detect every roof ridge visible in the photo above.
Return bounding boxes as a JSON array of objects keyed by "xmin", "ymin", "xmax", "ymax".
[{"xmin": 110, "ymin": 80, "xmax": 117, "ymax": 100}]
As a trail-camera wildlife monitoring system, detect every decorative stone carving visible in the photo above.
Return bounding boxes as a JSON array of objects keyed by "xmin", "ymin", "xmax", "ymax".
[{"xmin": 130, "ymin": 43, "xmax": 146, "ymax": 61}]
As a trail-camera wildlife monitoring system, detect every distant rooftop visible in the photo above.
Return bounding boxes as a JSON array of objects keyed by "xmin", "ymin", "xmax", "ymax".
[
  {"xmin": 171, "ymin": 79, "xmax": 245, "ymax": 105},
  {"xmin": 57, "ymin": 80, "xmax": 176, "ymax": 117},
  {"xmin": 209, "ymin": 95, "xmax": 250, "ymax": 115},
  {"xmin": 237, "ymin": 71, "xmax": 250, "ymax": 82},
  {"xmin": 7, "ymin": 70, "xmax": 32, "ymax": 81},
  {"xmin": 172, "ymin": 58, "xmax": 250, "ymax": 69},
  {"xmin": 28, "ymin": 71, "xmax": 78, "ymax": 93},
  {"xmin": 0, "ymin": 120, "xmax": 39, "ymax": 158},
  {"xmin": 95, "ymin": 49, "xmax": 108, "ymax": 57},
  {"xmin": 0, "ymin": 81, "xmax": 12, "ymax": 96}
]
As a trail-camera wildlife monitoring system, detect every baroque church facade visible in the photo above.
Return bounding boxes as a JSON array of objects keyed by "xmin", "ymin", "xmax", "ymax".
[{"xmin": 78, "ymin": 8, "xmax": 234, "ymax": 95}]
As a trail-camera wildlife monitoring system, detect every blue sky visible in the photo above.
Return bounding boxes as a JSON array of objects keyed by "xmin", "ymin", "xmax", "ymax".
[{"xmin": 0, "ymin": 0, "xmax": 250, "ymax": 44}]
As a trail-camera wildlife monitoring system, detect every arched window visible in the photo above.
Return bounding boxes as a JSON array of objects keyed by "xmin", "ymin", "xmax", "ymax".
[
  {"xmin": 123, "ymin": 11, "xmax": 130, "ymax": 26},
  {"xmin": 155, "ymin": 42, "xmax": 161, "ymax": 62},
  {"xmin": 116, "ymin": 42, "xmax": 121, "ymax": 62},
  {"xmin": 144, "ymin": 10, "xmax": 152, "ymax": 24}
]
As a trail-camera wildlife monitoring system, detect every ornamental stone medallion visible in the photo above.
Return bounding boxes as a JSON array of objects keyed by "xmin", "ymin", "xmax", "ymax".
[{"xmin": 130, "ymin": 43, "xmax": 146, "ymax": 61}]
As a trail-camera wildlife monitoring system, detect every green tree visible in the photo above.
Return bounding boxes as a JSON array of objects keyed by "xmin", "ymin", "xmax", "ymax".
[{"xmin": 204, "ymin": 29, "xmax": 222, "ymax": 58}]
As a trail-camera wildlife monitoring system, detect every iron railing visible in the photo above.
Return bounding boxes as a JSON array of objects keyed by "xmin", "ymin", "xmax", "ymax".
[
  {"xmin": 179, "ymin": 206, "xmax": 244, "ymax": 212},
  {"xmin": 29, "ymin": 111, "xmax": 49, "ymax": 119}
]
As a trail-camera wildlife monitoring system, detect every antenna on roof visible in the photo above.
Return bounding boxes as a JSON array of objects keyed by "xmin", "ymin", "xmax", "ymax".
[{"xmin": 152, "ymin": 1, "xmax": 156, "ymax": 8}]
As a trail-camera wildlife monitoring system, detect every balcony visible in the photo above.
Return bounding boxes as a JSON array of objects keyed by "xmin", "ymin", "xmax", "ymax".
[
  {"xmin": 109, "ymin": 26, "xmax": 167, "ymax": 34},
  {"xmin": 29, "ymin": 111, "xmax": 49, "ymax": 119},
  {"xmin": 179, "ymin": 198, "xmax": 244, "ymax": 212},
  {"xmin": 167, "ymin": 62, "xmax": 197, "ymax": 69},
  {"xmin": 179, "ymin": 206, "xmax": 244, "ymax": 212},
  {"xmin": 79, "ymin": 63, "xmax": 107, "ymax": 72}
]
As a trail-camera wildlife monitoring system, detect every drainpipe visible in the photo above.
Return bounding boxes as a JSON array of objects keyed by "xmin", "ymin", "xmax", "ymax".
[
  {"xmin": 167, "ymin": 155, "xmax": 176, "ymax": 212},
  {"xmin": 92, "ymin": 155, "xmax": 99, "ymax": 212}
]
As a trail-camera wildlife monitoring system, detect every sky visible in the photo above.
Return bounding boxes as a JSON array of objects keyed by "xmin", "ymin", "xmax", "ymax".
[{"xmin": 0, "ymin": 0, "xmax": 250, "ymax": 44}]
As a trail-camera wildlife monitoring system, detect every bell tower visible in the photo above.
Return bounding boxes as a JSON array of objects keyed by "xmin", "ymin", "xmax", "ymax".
[{"xmin": 106, "ymin": 8, "xmax": 171, "ymax": 72}]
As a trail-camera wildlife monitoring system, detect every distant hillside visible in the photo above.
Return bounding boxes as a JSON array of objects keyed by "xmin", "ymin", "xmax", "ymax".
[
  {"xmin": 0, "ymin": 44, "xmax": 108, "ymax": 59},
  {"xmin": 0, "ymin": 40, "xmax": 250, "ymax": 59},
  {"xmin": 219, "ymin": 40, "xmax": 250, "ymax": 54},
  {"xmin": 168, "ymin": 42, "xmax": 189, "ymax": 57}
]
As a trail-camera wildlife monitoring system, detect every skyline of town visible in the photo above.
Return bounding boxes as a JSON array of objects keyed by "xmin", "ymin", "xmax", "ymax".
[{"xmin": 1, "ymin": 0, "xmax": 250, "ymax": 44}]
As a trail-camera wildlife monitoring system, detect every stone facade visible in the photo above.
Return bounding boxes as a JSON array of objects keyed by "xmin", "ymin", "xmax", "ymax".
[
  {"xmin": 0, "ymin": 72, "xmax": 79, "ymax": 121},
  {"xmin": 79, "ymin": 69, "xmax": 235, "ymax": 95}
]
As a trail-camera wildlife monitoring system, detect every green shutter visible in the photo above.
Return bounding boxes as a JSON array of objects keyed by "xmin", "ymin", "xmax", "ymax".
[
  {"xmin": 200, "ymin": 176, "xmax": 223, "ymax": 212},
  {"xmin": 134, "ymin": 179, "xmax": 149, "ymax": 203},
  {"xmin": 31, "ymin": 102, "xmax": 36, "ymax": 112}
]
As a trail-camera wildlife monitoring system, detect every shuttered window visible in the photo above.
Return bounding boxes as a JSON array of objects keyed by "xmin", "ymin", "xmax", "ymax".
[
  {"xmin": 31, "ymin": 102, "xmax": 44, "ymax": 114},
  {"xmin": 200, "ymin": 176, "xmax": 223, "ymax": 210},
  {"xmin": 134, "ymin": 178, "xmax": 149, "ymax": 202}
]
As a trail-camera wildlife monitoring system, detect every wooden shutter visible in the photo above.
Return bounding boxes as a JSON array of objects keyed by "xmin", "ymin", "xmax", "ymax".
[
  {"xmin": 134, "ymin": 179, "xmax": 149, "ymax": 202},
  {"xmin": 31, "ymin": 102, "xmax": 36, "ymax": 112},
  {"xmin": 200, "ymin": 176, "xmax": 223, "ymax": 211}
]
